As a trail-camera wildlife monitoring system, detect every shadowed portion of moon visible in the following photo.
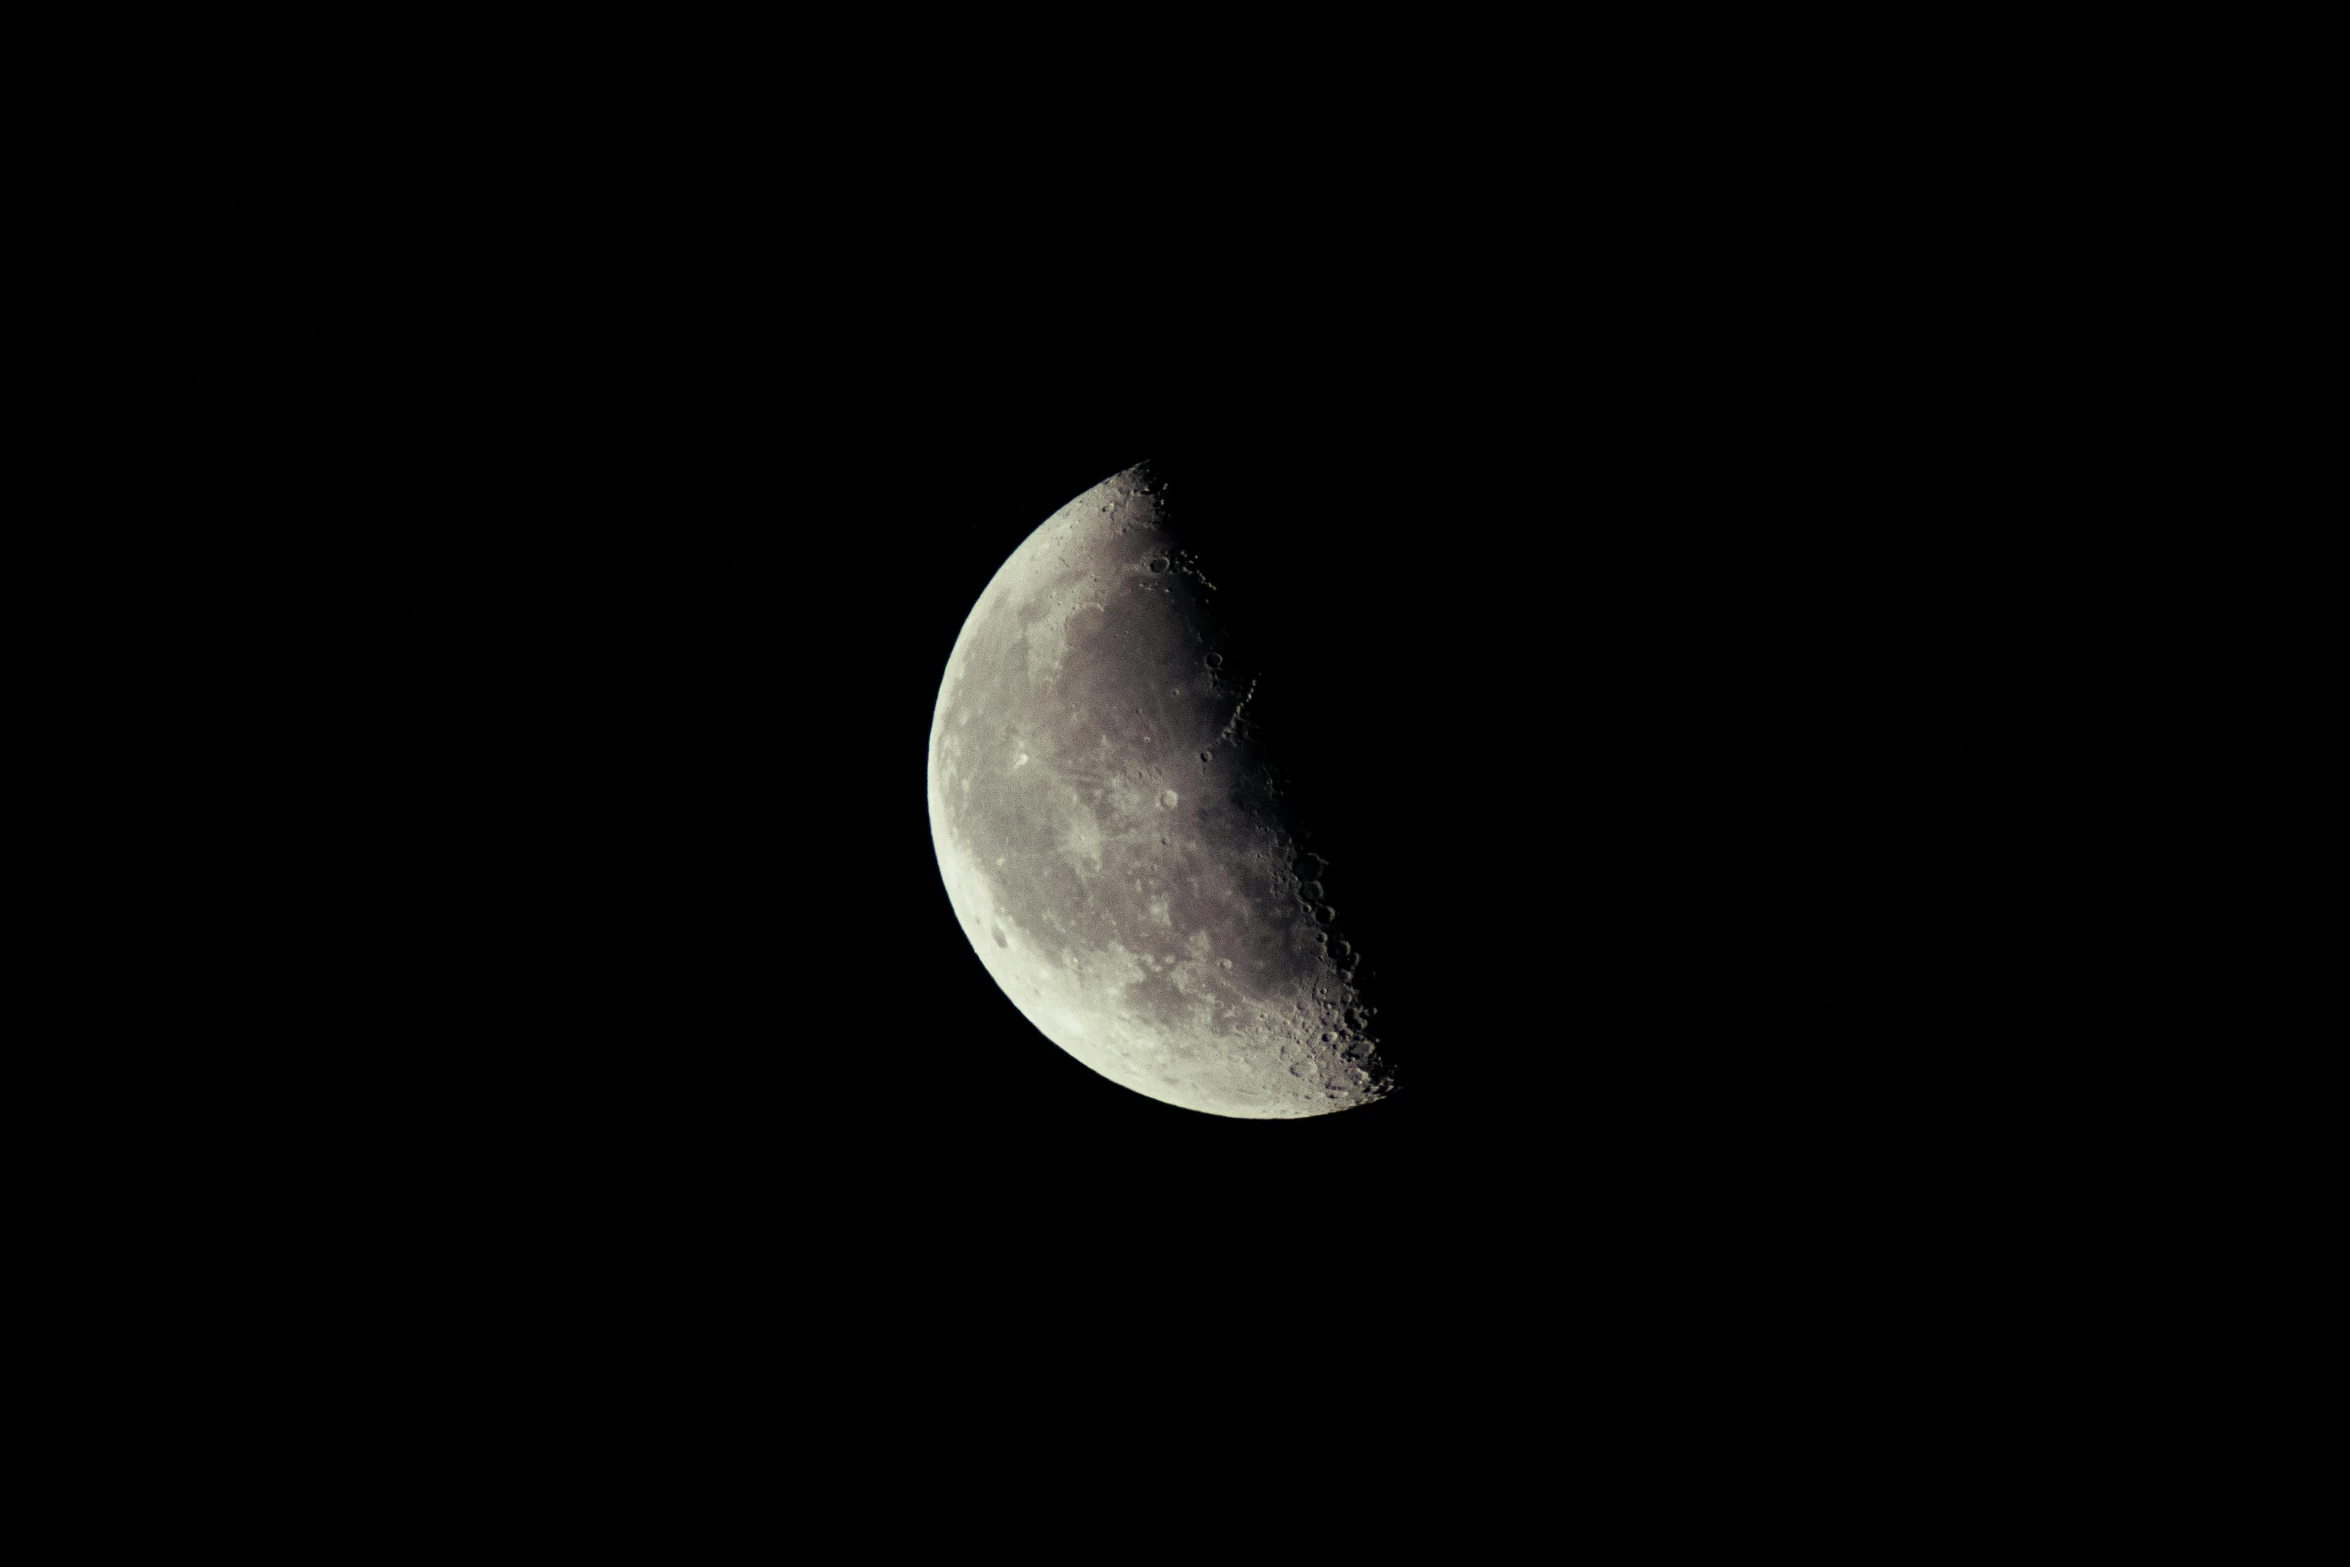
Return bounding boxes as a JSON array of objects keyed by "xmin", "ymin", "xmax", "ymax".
[{"xmin": 927, "ymin": 461, "xmax": 1394, "ymax": 1118}]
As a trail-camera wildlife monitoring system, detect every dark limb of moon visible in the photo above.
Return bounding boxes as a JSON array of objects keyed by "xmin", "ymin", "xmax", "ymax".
[{"xmin": 927, "ymin": 461, "xmax": 1395, "ymax": 1118}]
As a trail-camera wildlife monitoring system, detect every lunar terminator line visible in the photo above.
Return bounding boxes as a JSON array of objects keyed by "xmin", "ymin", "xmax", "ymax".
[{"xmin": 927, "ymin": 462, "xmax": 1392, "ymax": 1118}]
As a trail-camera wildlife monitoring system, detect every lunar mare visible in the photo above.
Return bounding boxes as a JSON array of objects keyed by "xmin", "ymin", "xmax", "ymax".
[{"xmin": 927, "ymin": 462, "xmax": 1392, "ymax": 1118}]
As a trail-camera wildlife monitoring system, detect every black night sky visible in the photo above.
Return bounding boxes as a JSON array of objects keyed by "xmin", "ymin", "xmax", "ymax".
[{"xmin": 131, "ymin": 46, "xmax": 2122, "ymax": 1497}]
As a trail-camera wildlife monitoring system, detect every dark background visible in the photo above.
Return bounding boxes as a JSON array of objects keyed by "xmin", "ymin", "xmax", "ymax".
[{"xmin": 79, "ymin": 36, "xmax": 2194, "ymax": 1499}]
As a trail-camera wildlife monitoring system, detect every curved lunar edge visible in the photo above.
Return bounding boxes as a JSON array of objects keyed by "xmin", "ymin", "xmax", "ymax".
[{"xmin": 927, "ymin": 461, "xmax": 1394, "ymax": 1119}]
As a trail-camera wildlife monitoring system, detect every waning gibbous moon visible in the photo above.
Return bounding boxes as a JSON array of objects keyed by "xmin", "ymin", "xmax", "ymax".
[{"xmin": 926, "ymin": 461, "xmax": 1393, "ymax": 1119}]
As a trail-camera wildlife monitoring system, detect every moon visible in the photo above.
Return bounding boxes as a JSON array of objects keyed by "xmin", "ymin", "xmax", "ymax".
[{"xmin": 927, "ymin": 462, "xmax": 1393, "ymax": 1118}]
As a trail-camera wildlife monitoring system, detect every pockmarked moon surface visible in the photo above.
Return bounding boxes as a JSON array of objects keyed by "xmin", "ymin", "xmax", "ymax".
[{"xmin": 927, "ymin": 462, "xmax": 1393, "ymax": 1118}]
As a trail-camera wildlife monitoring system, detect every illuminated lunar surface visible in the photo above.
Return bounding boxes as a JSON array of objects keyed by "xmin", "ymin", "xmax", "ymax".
[{"xmin": 927, "ymin": 462, "xmax": 1391, "ymax": 1118}]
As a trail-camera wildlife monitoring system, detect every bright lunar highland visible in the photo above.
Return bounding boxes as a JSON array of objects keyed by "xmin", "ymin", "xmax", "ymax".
[{"xmin": 927, "ymin": 462, "xmax": 1392, "ymax": 1118}]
